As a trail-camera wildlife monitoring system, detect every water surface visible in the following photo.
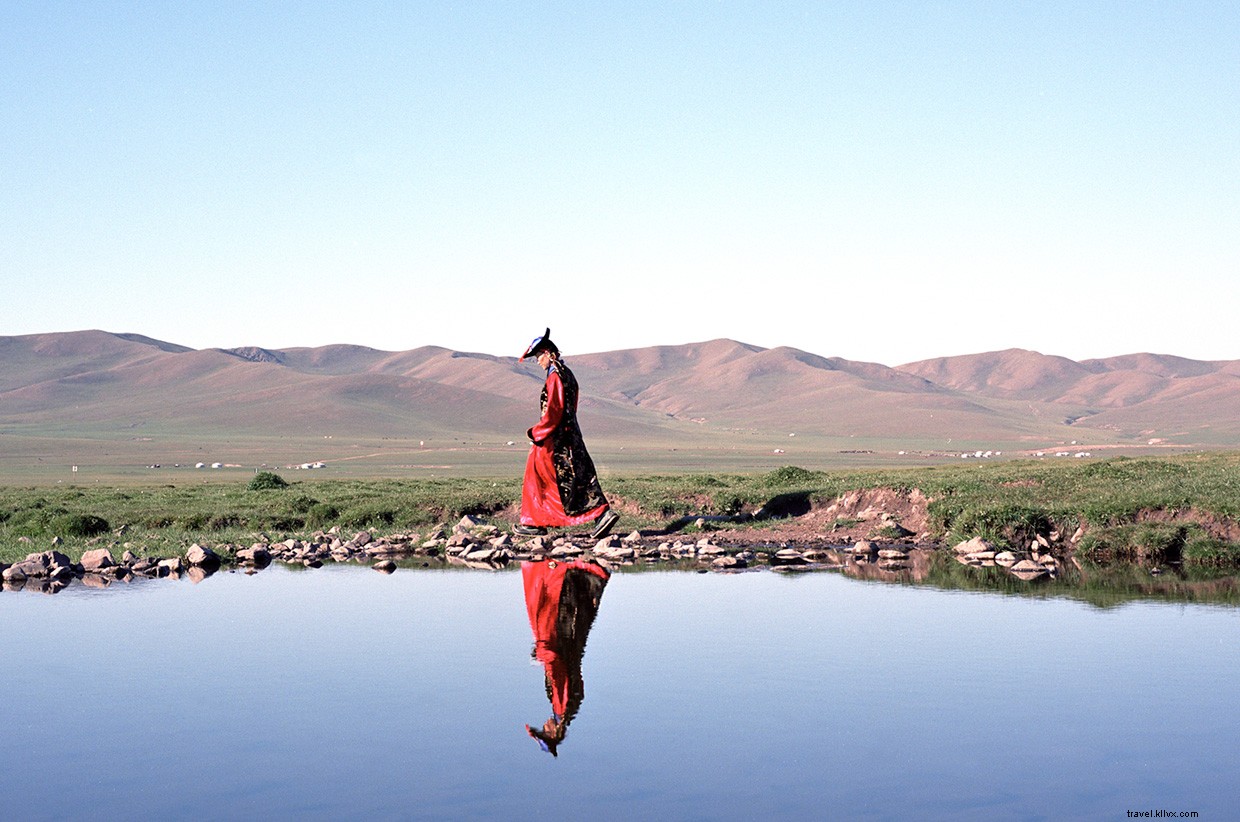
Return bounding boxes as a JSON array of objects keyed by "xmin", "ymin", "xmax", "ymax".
[{"xmin": 3, "ymin": 565, "xmax": 1236, "ymax": 820}]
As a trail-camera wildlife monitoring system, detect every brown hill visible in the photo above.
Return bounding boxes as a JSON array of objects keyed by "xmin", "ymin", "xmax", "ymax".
[
  {"xmin": 2, "ymin": 331, "xmax": 1238, "ymax": 451},
  {"xmin": 895, "ymin": 348, "xmax": 1104, "ymax": 400},
  {"xmin": 570, "ymin": 341, "xmax": 1009, "ymax": 436},
  {"xmin": 896, "ymin": 347, "xmax": 1240, "ymax": 441}
]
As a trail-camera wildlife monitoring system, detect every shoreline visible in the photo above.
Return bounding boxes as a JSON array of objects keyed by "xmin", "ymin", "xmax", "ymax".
[{"xmin": 5, "ymin": 514, "xmax": 1238, "ymax": 607}]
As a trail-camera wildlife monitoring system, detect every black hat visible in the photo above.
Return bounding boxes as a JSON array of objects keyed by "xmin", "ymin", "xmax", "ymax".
[
  {"xmin": 519, "ymin": 328, "xmax": 558, "ymax": 362},
  {"xmin": 525, "ymin": 721, "xmax": 562, "ymax": 756}
]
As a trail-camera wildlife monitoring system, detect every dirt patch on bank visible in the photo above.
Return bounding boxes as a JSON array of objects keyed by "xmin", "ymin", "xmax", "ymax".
[
  {"xmin": 491, "ymin": 487, "xmax": 935, "ymax": 546},
  {"xmin": 690, "ymin": 487, "xmax": 934, "ymax": 546},
  {"xmin": 1131, "ymin": 508, "xmax": 1240, "ymax": 542}
]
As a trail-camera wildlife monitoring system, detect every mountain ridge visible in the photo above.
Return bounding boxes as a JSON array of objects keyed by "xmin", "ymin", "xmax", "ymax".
[{"xmin": 2, "ymin": 330, "xmax": 1238, "ymax": 448}]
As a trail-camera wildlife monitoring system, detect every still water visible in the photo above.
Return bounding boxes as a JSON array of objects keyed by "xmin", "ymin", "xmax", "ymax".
[{"xmin": 3, "ymin": 564, "xmax": 1237, "ymax": 820}]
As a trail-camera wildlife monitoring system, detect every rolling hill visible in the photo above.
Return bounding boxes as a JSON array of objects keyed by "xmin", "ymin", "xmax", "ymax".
[{"xmin": 2, "ymin": 331, "xmax": 1238, "ymax": 468}]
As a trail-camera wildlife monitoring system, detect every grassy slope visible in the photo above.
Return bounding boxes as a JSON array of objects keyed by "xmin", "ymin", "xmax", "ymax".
[{"xmin": 3, "ymin": 452, "xmax": 1238, "ymax": 565}]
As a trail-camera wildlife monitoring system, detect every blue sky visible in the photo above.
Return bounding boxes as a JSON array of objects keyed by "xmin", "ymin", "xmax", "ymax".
[{"xmin": 3, "ymin": 1, "xmax": 1237, "ymax": 364}]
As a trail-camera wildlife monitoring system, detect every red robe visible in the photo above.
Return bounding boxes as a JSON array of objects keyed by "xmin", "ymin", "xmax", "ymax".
[
  {"xmin": 519, "ymin": 363, "xmax": 609, "ymax": 527},
  {"xmin": 522, "ymin": 559, "xmax": 610, "ymax": 718}
]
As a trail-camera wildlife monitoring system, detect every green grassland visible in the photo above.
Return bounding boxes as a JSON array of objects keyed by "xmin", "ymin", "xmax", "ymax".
[{"xmin": 3, "ymin": 451, "xmax": 1238, "ymax": 568}]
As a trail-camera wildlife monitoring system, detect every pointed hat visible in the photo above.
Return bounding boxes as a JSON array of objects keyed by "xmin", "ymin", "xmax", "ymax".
[{"xmin": 519, "ymin": 328, "xmax": 556, "ymax": 361}]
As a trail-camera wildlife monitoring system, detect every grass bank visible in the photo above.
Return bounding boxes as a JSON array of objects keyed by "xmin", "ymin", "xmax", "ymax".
[{"xmin": 2, "ymin": 452, "xmax": 1238, "ymax": 565}]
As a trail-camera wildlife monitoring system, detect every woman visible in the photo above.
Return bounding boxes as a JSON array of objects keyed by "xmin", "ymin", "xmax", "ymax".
[{"xmin": 515, "ymin": 329, "xmax": 619, "ymax": 539}]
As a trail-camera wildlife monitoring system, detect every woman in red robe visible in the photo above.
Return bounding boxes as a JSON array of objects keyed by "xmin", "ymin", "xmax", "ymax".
[{"xmin": 515, "ymin": 329, "xmax": 619, "ymax": 539}]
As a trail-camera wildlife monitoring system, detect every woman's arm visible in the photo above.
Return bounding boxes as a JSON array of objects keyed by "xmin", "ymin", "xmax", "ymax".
[{"xmin": 528, "ymin": 370, "xmax": 565, "ymax": 444}]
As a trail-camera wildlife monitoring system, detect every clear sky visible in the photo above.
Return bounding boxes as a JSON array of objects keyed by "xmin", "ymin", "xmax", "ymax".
[{"xmin": 3, "ymin": 1, "xmax": 1237, "ymax": 365}]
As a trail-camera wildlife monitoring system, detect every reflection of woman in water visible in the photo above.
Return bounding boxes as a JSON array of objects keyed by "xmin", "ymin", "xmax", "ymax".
[{"xmin": 522, "ymin": 557, "xmax": 610, "ymax": 756}]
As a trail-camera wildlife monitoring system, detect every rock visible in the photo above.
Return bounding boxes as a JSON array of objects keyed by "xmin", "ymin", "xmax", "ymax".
[
  {"xmin": 622, "ymin": 530, "xmax": 643, "ymax": 543},
  {"xmin": 236, "ymin": 545, "xmax": 272, "ymax": 568},
  {"xmin": 51, "ymin": 536, "xmax": 64, "ymax": 547},
  {"xmin": 965, "ymin": 551, "xmax": 997, "ymax": 561},
  {"xmin": 1009, "ymin": 559, "xmax": 1049, "ymax": 580},
  {"xmin": 158, "ymin": 557, "xmax": 184, "ymax": 575},
  {"xmin": 597, "ymin": 545, "xmax": 636, "ymax": 561},
  {"xmin": 1036, "ymin": 533, "xmax": 1052, "ymax": 549},
  {"xmin": 489, "ymin": 534, "xmax": 513, "ymax": 548},
  {"xmin": 186, "ymin": 544, "xmax": 219, "ymax": 567},
  {"xmin": 3, "ymin": 565, "xmax": 28, "ymax": 582},
  {"xmin": 712, "ymin": 556, "xmax": 746, "ymax": 569},
  {"xmin": 373, "ymin": 559, "xmax": 397, "ymax": 574},
  {"xmin": 351, "ymin": 531, "xmax": 373, "ymax": 547},
  {"xmin": 877, "ymin": 548, "xmax": 908, "ymax": 560},
  {"xmin": 773, "ymin": 549, "xmax": 807, "ymax": 566},
  {"xmin": 852, "ymin": 541, "xmax": 876, "ymax": 555},
  {"xmin": 130, "ymin": 557, "xmax": 158, "ymax": 573},
  {"xmin": 994, "ymin": 551, "xmax": 1019, "ymax": 567},
  {"xmin": 953, "ymin": 536, "xmax": 994, "ymax": 555},
  {"xmin": 549, "ymin": 544, "xmax": 584, "ymax": 558},
  {"xmin": 80, "ymin": 548, "xmax": 116, "ymax": 571},
  {"xmin": 595, "ymin": 535, "xmax": 622, "ymax": 551},
  {"xmin": 457, "ymin": 515, "xmax": 483, "ymax": 531},
  {"xmin": 45, "ymin": 550, "xmax": 72, "ymax": 570},
  {"xmin": 122, "ymin": 550, "xmax": 138, "ymax": 564},
  {"xmin": 670, "ymin": 541, "xmax": 696, "ymax": 557},
  {"xmin": 15, "ymin": 554, "xmax": 48, "ymax": 576}
]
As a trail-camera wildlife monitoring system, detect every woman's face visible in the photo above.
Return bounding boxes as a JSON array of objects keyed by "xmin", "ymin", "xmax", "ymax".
[{"xmin": 536, "ymin": 350, "xmax": 552, "ymax": 369}]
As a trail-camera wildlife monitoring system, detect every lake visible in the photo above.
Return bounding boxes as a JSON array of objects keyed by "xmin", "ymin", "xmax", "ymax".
[{"xmin": 3, "ymin": 563, "xmax": 1236, "ymax": 820}]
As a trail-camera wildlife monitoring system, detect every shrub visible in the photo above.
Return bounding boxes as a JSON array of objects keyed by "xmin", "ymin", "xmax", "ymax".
[
  {"xmin": 340, "ymin": 505, "xmax": 395, "ymax": 528},
  {"xmin": 1183, "ymin": 534, "xmax": 1240, "ymax": 565},
  {"xmin": 207, "ymin": 514, "xmax": 241, "ymax": 531},
  {"xmin": 248, "ymin": 471, "xmax": 289, "ymax": 491},
  {"xmin": 289, "ymin": 495, "xmax": 318, "ymax": 514},
  {"xmin": 306, "ymin": 503, "xmax": 340, "ymax": 528},
  {"xmin": 763, "ymin": 466, "xmax": 821, "ymax": 487},
  {"xmin": 1079, "ymin": 523, "xmax": 1187, "ymax": 562},
  {"xmin": 49, "ymin": 513, "xmax": 111, "ymax": 538}
]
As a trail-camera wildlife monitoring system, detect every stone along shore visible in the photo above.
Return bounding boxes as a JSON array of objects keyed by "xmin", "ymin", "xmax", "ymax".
[{"xmin": 1, "ymin": 515, "xmax": 1062, "ymax": 595}]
